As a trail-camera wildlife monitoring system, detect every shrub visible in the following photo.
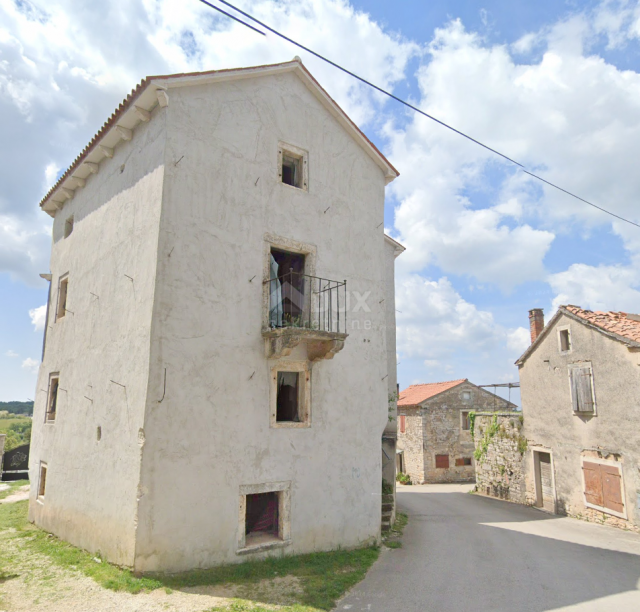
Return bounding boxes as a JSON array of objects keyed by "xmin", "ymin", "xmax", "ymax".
[{"xmin": 396, "ymin": 472, "xmax": 411, "ymax": 485}]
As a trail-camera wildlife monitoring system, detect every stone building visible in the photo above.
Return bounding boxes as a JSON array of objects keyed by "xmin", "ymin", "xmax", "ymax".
[
  {"xmin": 28, "ymin": 59, "xmax": 403, "ymax": 571},
  {"xmin": 517, "ymin": 306, "xmax": 640, "ymax": 531},
  {"xmin": 397, "ymin": 379, "xmax": 516, "ymax": 484}
]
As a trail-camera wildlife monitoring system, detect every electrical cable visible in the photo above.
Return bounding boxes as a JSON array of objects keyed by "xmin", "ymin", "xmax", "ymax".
[{"xmin": 197, "ymin": 0, "xmax": 640, "ymax": 230}]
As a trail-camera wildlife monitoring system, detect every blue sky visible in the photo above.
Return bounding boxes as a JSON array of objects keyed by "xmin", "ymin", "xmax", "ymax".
[{"xmin": 2, "ymin": 0, "xmax": 640, "ymax": 404}]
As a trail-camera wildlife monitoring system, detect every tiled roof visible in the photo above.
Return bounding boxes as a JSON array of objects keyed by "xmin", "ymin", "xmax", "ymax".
[
  {"xmin": 398, "ymin": 379, "xmax": 467, "ymax": 407},
  {"xmin": 564, "ymin": 305, "xmax": 640, "ymax": 344}
]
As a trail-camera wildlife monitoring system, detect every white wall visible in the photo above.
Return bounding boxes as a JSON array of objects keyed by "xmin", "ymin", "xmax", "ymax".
[
  {"xmin": 134, "ymin": 71, "xmax": 390, "ymax": 571},
  {"xmin": 28, "ymin": 109, "xmax": 166, "ymax": 566}
]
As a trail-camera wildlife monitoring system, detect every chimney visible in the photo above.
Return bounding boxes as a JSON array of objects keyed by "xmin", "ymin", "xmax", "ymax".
[{"xmin": 529, "ymin": 308, "xmax": 544, "ymax": 344}]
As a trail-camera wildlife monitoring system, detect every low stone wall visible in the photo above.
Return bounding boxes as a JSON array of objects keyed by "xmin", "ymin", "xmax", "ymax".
[{"xmin": 472, "ymin": 412, "xmax": 526, "ymax": 504}]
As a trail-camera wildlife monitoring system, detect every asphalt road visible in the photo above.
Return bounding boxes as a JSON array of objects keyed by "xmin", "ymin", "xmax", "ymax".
[{"xmin": 336, "ymin": 484, "xmax": 640, "ymax": 612}]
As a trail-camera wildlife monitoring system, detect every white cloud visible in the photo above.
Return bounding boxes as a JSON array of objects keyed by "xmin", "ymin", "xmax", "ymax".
[
  {"xmin": 387, "ymin": 12, "xmax": 640, "ymax": 291},
  {"xmin": 21, "ymin": 357, "xmax": 40, "ymax": 372},
  {"xmin": 5, "ymin": 350, "xmax": 18, "ymax": 358},
  {"xmin": 507, "ymin": 327, "xmax": 530, "ymax": 354},
  {"xmin": 549, "ymin": 263, "xmax": 640, "ymax": 312},
  {"xmin": 29, "ymin": 304, "xmax": 47, "ymax": 331}
]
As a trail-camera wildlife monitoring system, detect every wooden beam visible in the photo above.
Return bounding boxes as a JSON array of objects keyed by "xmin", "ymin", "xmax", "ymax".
[
  {"xmin": 72, "ymin": 176, "xmax": 86, "ymax": 188},
  {"xmin": 83, "ymin": 162, "xmax": 99, "ymax": 174},
  {"xmin": 99, "ymin": 145, "xmax": 114, "ymax": 158},
  {"xmin": 116, "ymin": 125, "xmax": 133, "ymax": 141},
  {"xmin": 134, "ymin": 106, "xmax": 151, "ymax": 122},
  {"xmin": 156, "ymin": 89, "xmax": 169, "ymax": 108}
]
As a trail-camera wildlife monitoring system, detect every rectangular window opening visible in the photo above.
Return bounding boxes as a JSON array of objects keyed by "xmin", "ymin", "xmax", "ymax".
[
  {"xmin": 46, "ymin": 376, "xmax": 59, "ymax": 422},
  {"xmin": 461, "ymin": 411, "xmax": 470, "ymax": 430},
  {"xmin": 277, "ymin": 371, "xmax": 300, "ymax": 422},
  {"xmin": 269, "ymin": 248, "xmax": 306, "ymax": 328},
  {"xmin": 282, "ymin": 154, "xmax": 302, "ymax": 187},
  {"xmin": 399, "ymin": 415, "xmax": 406, "ymax": 434},
  {"xmin": 245, "ymin": 492, "xmax": 280, "ymax": 546},
  {"xmin": 435, "ymin": 454, "xmax": 449, "ymax": 469},
  {"xmin": 56, "ymin": 276, "xmax": 68, "ymax": 320},
  {"xmin": 560, "ymin": 329, "xmax": 571, "ymax": 352},
  {"xmin": 38, "ymin": 463, "xmax": 47, "ymax": 500},
  {"xmin": 64, "ymin": 215, "xmax": 74, "ymax": 238}
]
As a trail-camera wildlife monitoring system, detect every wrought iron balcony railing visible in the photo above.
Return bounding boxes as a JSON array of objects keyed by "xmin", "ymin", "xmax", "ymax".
[{"xmin": 265, "ymin": 271, "xmax": 347, "ymax": 335}]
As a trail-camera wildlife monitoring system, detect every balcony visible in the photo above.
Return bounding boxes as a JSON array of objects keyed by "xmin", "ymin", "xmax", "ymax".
[{"xmin": 263, "ymin": 271, "xmax": 348, "ymax": 361}]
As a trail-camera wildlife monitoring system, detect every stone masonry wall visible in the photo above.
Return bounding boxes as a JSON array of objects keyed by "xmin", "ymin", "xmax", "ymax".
[
  {"xmin": 473, "ymin": 412, "xmax": 526, "ymax": 503},
  {"xmin": 397, "ymin": 408, "xmax": 424, "ymax": 483}
]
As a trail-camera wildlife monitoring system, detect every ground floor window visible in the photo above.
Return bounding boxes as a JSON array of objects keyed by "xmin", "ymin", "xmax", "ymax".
[
  {"xmin": 238, "ymin": 482, "xmax": 291, "ymax": 552},
  {"xmin": 38, "ymin": 463, "xmax": 47, "ymax": 501},
  {"xmin": 456, "ymin": 457, "xmax": 472, "ymax": 466},
  {"xmin": 582, "ymin": 458, "xmax": 626, "ymax": 518}
]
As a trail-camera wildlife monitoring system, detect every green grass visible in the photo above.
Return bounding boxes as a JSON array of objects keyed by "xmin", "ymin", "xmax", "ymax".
[
  {"xmin": 0, "ymin": 479, "xmax": 29, "ymax": 501},
  {"xmin": 382, "ymin": 512, "xmax": 408, "ymax": 549},
  {"xmin": 0, "ymin": 416, "xmax": 30, "ymax": 435},
  {"xmin": 0, "ymin": 500, "xmax": 380, "ymax": 610}
]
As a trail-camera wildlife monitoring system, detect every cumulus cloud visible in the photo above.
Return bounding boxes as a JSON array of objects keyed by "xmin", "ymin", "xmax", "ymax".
[
  {"xmin": 29, "ymin": 305, "xmax": 47, "ymax": 331},
  {"xmin": 388, "ymin": 12, "xmax": 640, "ymax": 292},
  {"xmin": 5, "ymin": 350, "xmax": 18, "ymax": 358},
  {"xmin": 549, "ymin": 263, "xmax": 640, "ymax": 312},
  {"xmin": 21, "ymin": 357, "xmax": 40, "ymax": 372}
]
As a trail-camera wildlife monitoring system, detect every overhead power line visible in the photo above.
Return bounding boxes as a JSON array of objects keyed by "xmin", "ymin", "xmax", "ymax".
[{"xmin": 197, "ymin": 0, "xmax": 640, "ymax": 230}]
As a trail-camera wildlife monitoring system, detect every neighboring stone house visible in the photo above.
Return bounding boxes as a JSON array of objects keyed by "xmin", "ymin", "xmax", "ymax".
[
  {"xmin": 397, "ymin": 379, "xmax": 516, "ymax": 484},
  {"xmin": 517, "ymin": 306, "xmax": 640, "ymax": 531},
  {"xmin": 28, "ymin": 59, "xmax": 403, "ymax": 572}
]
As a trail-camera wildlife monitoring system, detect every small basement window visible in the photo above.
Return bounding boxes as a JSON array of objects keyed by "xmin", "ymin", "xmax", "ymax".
[
  {"xmin": 559, "ymin": 329, "xmax": 571, "ymax": 352},
  {"xmin": 38, "ymin": 463, "xmax": 48, "ymax": 501},
  {"xmin": 245, "ymin": 492, "xmax": 280, "ymax": 546},
  {"xmin": 64, "ymin": 215, "xmax": 74, "ymax": 238},
  {"xmin": 46, "ymin": 375, "xmax": 59, "ymax": 422},
  {"xmin": 435, "ymin": 454, "xmax": 449, "ymax": 469},
  {"xmin": 461, "ymin": 411, "xmax": 470, "ymax": 431},
  {"xmin": 56, "ymin": 276, "xmax": 68, "ymax": 320},
  {"xmin": 278, "ymin": 142, "xmax": 308, "ymax": 191}
]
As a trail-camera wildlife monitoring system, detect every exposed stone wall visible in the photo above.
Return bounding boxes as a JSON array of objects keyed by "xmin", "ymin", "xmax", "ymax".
[
  {"xmin": 396, "ymin": 408, "xmax": 424, "ymax": 483},
  {"xmin": 473, "ymin": 412, "xmax": 526, "ymax": 503}
]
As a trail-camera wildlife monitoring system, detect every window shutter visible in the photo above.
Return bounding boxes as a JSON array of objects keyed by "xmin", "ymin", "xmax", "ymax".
[
  {"xmin": 582, "ymin": 461, "xmax": 604, "ymax": 506},
  {"xmin": 435, "ymin": 454, "xmax": 449, "ymax": 469},
  {"xmin": 577, "ymin": 367, "xmax": 594, "ymax": 412},
  {"xmin": 601, "ymin": 464, "xmax": 624, "ymax": 513},
  {"xmin": 399, "ymin": 415, "xmax": 405, "ymax": 434},
  {"xmin": 569, "ymin": 368, "xmax": 580, "ymax": 412}
]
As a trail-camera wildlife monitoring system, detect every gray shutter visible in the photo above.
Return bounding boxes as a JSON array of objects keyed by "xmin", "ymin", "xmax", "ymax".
[
  {"xmin": 578, "ymin": 367, "xmax": 594, "ymax": 412},
  {"xmin": 569, "ymin": 368, "xmax": 580, "ymax": 412}
]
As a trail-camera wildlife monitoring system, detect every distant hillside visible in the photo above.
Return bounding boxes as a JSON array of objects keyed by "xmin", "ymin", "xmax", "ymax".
[{"xmin": 0, "ymin": 401, "xmax": 34, "ymax": 416}]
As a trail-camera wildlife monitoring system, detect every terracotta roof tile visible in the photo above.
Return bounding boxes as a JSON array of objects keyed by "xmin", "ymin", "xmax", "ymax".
[
  {"xmin": 398, "ymin": 379, "xmax": 467, "ymax": 407},
  {"xmin": 564, "ymin": 305, "xmax": 640, "ymax": 344}
]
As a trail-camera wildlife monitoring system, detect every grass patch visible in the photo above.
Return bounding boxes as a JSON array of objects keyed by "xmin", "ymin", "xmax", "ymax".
[
  {"xmin": 383, "ymin": 512, "xmax": 408, "ymax": 549},
  {"xmin": 0, "ymin": 500, "xmax": 379, "ymax": 610},
  {"xmin": 0, "ymin": 417, "xmax": 31, "ymax": 434},
  {"xmin": 0, "ymin": 479, "xmax": 29, "ymax": 501}
]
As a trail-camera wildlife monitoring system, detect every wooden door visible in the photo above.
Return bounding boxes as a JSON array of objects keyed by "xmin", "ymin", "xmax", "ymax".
[{"xmin": 535, "ymin": 452, "xmax": 555, "ymax": 512}]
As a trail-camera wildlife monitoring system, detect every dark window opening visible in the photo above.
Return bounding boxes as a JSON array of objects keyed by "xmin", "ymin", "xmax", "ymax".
[
  {"xmin": 269, "ymin": 249, "xmax": 306, "ymax": 327},
  {"xmin": 282, "ymin": 154, "xmax": 301, "ymax": 187},
  {"xmin": 456, "ymin": 457, "xmax": 473, "ymax": 466},
  {"xmin": 64, "ymin": 216, "xmax": 74, "ymax": 238},
  {"xmin": 435, "ymin": 454, "xmax": 449, "ymax": 469},
  {"xmin": 560, "ymin": 329, "xmax": 571, "ymax": 351},
  {"xmin": 46, "ymin": 377, "xmax": 59, "ymax": 422},
  {"xmin": 277, "ymin": 371, "xmax": 300, "ymax": 422},
  {"xmin": 245, "ymin": 492, "xmax": 280, "ymax": 540}
]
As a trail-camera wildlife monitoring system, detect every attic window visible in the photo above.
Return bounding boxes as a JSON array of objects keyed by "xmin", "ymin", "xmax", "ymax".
[
  {"xmin": 64, "ymin": 215, "xmax": 74, "ymax": 238},
  {"xmin": 559, "ymin": 329, "xmax": 571, "ymax": 352},
  {"xmin": 278, "ymin": 143, "xmax": 308, "ymax": 191}
]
